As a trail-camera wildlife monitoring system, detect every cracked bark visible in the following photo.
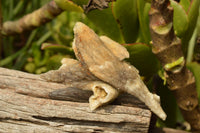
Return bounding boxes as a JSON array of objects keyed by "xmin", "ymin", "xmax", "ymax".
[
  {"xmin": 0, "ymin": 67, "xmax": 151, "ymax": 133},
  {"xmin": 149, "ymin": 0, "xmax": 200, "ymax": 131}
]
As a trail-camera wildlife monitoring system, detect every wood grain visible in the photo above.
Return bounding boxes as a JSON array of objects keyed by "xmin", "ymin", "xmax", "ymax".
[{"xmin": 0, "ymin": 67, "xmax": 151, "ymax": 133}]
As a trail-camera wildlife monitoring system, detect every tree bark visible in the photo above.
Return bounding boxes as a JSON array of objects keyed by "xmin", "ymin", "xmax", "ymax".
[
  {"xmin": 0, "ymin": 67, "xmax": 151, "ymax": 133},
  {"xmin": 149, "ymin": 0, "xmax": 200, "ymax": 131}
]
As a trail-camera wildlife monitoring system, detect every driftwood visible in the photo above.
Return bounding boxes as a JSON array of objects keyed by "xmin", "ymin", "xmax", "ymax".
[
  {"xmin": 0, "ymin": 68, "xmax": 190, "ymax": 133},
  {"xmin": 0, "ymin": 67, "xmax": 152, "ymax": 133}
]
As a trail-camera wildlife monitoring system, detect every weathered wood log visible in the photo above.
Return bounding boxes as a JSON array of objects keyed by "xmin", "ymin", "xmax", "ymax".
[{"xmin": 0, "ymin": 67, "xmax": 151, "ymax": 133}]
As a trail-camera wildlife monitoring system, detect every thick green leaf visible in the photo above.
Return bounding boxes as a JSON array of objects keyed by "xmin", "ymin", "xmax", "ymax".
[
  {"xmin": 186, "ymin": 0, "xmax": 200, "ymax": 37},
  {"xmin": 113, "ymin": 0, "xmax": 139, "ymax": 43},
  {"xmin": 187, "ymin": 62, "xmax": 200, "ymax": 102},
  {"xmin": 182, "ymin": 0, "xmax": 200, "ymax": 55},
  {"xmin": 86, "ymin": 5, "xmax": 124, "ymax": 43},
  {"xmin": 125, "ymin": 43, "xmax": 160, "ymax": 77},
  {"xmin": 186, "ymin": 7, "xmax": 200, "ymax": 63},
  {"xmin": 170, "ymin": 0, "xmax": 189, "ymax": 37},
  {"xmin": 72, "ymin": 0, "xmax": 88, "ymax": 6},
  {"xmin": 187, "ymin": 0, "xmax": 200, "ymax": 23},
  {"xmin": 186, "ymin": 26, "xmax": 198, "ymax": 63},
  {"xmin": 137, "ymin": 0, "xmax": 151, "ymax": 44},
  {"xmin": 54, "ymin": 0, "xmax": 83, "ymax": 12},
  {"xmin": 180, "ymin": 0, "xmax": 190, "ymax": 11}
]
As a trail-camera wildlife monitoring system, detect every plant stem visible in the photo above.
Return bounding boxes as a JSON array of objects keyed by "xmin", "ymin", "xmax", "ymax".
[
  {"xmin": 149, "ymin": 0, "xmax": 200, "ymax": 131},
  {"xmin": 1, "ymin": 1, "xmax": 63, "ymax": 36},
  {"xmin": 187, "ymin": 28, "xmax": 197, "ymax": 63}
]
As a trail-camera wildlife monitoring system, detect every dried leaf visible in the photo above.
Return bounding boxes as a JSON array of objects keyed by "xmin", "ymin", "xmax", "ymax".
[
  {"xmin": 73, "ymin": 22, "xmax": 166, "ymax": 120},
  {"xmin": 100, "ymin": 36, "xmax": 129, "ymax": 61}
]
